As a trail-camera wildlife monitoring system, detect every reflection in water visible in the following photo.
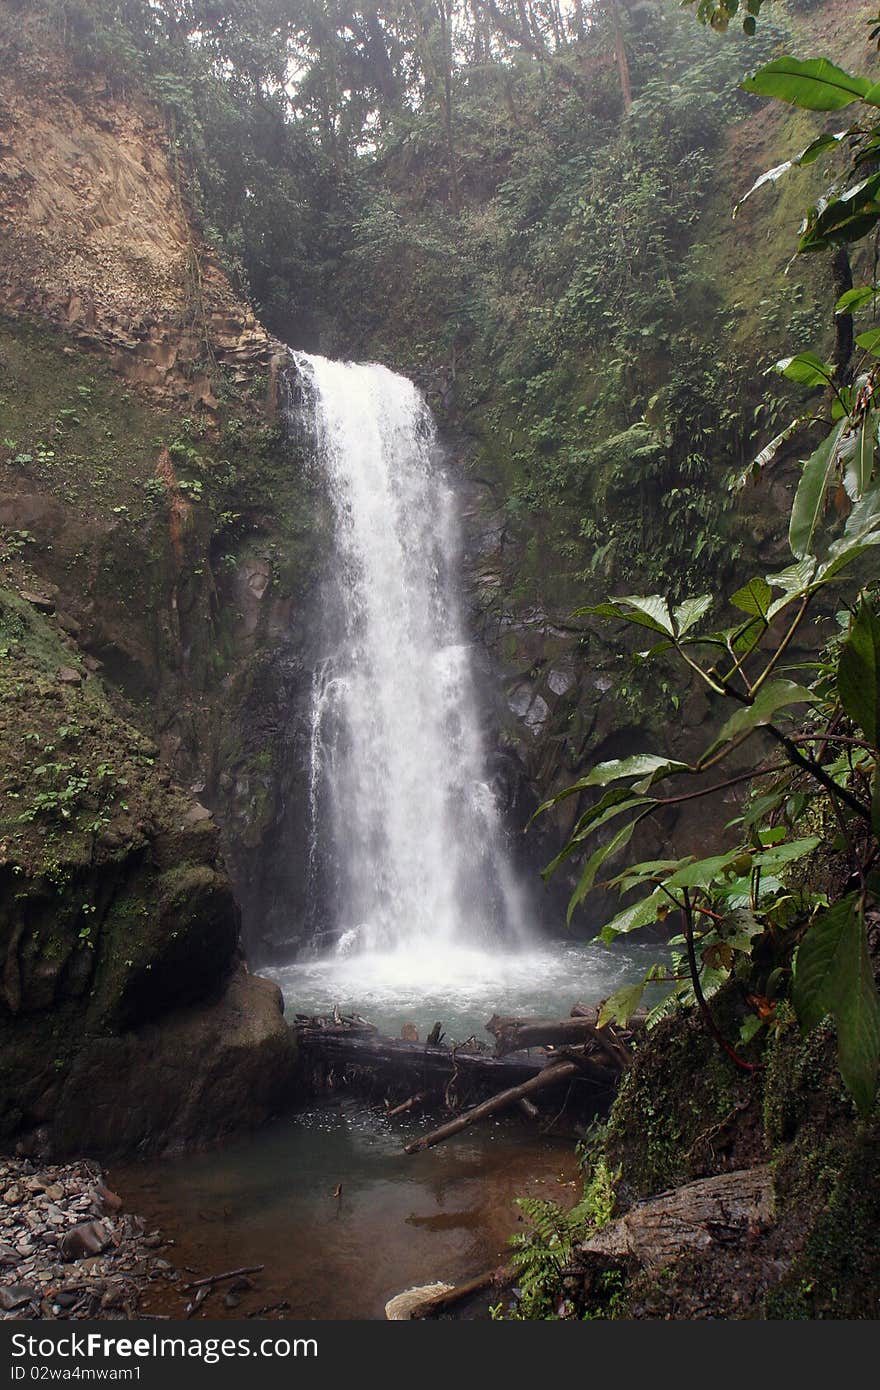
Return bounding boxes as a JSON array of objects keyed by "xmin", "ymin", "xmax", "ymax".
[{"xmin": 114, "ymin": 1100, "xmax": 578, "ymax": 1320}]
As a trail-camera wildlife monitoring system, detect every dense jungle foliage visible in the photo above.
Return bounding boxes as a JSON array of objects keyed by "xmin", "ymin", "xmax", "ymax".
[
  {"xmin": 1, "ymin": 0, "xmax": 845, "ymax": 608},
  {"xmin": 2, "ymin": 0, "xmax": 880, "ymax": 1321}
]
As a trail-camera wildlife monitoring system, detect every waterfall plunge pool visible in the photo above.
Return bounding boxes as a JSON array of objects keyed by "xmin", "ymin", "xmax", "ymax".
[
  {"xmin": 110, "ymin": 936, "xmax": 664, "ymax": 1320},
  {"xmin": 113, "ymin": 1102, "xmax": 579, "ymax": 1320},
  {"xmin": 265, "ymin": 935, "xmax": 666, "ymax": 1040}
]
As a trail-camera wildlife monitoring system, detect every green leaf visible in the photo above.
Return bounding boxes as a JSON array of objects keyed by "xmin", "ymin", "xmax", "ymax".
[
  {"xmin": 541, "ymin": 792, "xmax": 649, "ymax": 879},
  {"xmin": 596, "ymin": 888, "xmax": 669, "ymax": 943},
  {"xmin": 707, "ymin": 679, "xmax": 817, "ymax": 752},
  {"xmin": 742, "ymin": 57, "xmax": 871, "ymax": 112},
  {"xmin": 790, "ymin": 422, "xmax": 846, "ymax": 559},
  {"xmin": 664, "ymin": 851, "xmax": 739, "ymax": 891},
  {"xmin": 775, "ymin": 352, "xmax": 835, "ymax": 389},
  {"xmin": 740, "ymin": 1014, "xmax": 764, "ymax": 1045},
  {"xmin": 566, "ymin": 816, "xmax": 644, "ymax": 926},
  {"xmin": 574, "ymin": 595, "xmax": 672, "ymax": 635},
  {"xmin": 722, "ymin": 906, "xmax": 764, "ymax": 953},
  {"xmin": 799, "ymin": 172, "xmax": 880, "ymax": 254},
  {"xmin": 794, "ymin": 894, "xmax": 880, "ymax": 1115},
  {"xmin": 672, "ymin": 593, "xmax": 712, "ymax": 637},
  {"xmin": 532, "ymin": 779, "xmax": 629, "ymax": 823},
  {"xmin": 606, "ymin": 857, "xmax": 690, "ymax": 892},
  {"xmin": 613, "ymin": 594, "xmax": 675, "ymax": 636},
  {"xmin": 733, "ymin": 131, "xmax": 848, "ymax": 218},
  {"xmin": 819, "ymin": 484, "xmax": 880, "ymax": 581},
  {"xmin": 838, "ymin": 598, "xmax": 880, "ymax": 747},
  {"xmin": 576, "ymin": 754, "xmax": 687, "ymax": 790},
  {"xmin": 730, "ymin": 576, "xmax": 772, "ymax": 621},
  {"xmin": 840, "ymin": 410, "xmax": 876, "ymax": 501},
  {"xmin": 598, "ymin": 981, "xmax": 646, "ymax": 1029},
  {"xmin": 752, "ymin": 835, "xmax": 822, "ymax": 872},
  {"xmin": 836, "ymin": 286, "xmax": 878, "ymax": 315},
  {"xmin": 856, "ymin": 328, "xmax": 880, "ymax": 357}
]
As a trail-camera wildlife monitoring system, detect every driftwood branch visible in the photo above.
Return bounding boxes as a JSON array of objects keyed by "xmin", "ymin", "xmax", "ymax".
[
  {"xmin": 414, "ymin": 1266, "xmax": 512, "ymax": 1318},
  {"xmin": 386, "ymin": 1091, "xmax": 429, "ymax": 1118},
  {"xmin": 187, "ymin": 1264, "xmax": 264, "ymax": 1290},
  {"xmin": 404, "ymin": 1061, "xmax": 582, "ymax": 1154}
]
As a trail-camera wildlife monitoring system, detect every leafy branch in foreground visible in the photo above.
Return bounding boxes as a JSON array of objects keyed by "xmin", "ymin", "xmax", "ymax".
[{"xmin": 537, "ymin": 25, "xmax": 880, "ymax": 1113}]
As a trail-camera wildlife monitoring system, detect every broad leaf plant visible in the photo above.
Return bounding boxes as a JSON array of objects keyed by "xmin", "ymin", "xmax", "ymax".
[{"xmin": 540, "ymin": 18, "xmax": 880, "ymax": 1114}]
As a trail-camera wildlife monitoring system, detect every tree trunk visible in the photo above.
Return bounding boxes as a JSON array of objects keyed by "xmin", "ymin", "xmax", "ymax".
[{"xmin": 609, "ymin": 0, "xmax": 632, "ymax": 111}]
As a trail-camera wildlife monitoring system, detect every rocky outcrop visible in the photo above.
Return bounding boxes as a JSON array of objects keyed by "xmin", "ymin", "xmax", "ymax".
[
  {"xmin": 49, "ymin": 967, "xmax": 296, "ymax": 1156},
  {"xmin": 0, "ymin": 590, "xmax": 297, "ymax": 1155},
  {"xmin": 0, "ymin": 44, "xmax": 279, "ymax": 410}
]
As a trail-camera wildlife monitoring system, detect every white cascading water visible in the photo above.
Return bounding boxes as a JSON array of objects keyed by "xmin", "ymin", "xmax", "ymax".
[
  {"xmin": 293, "ymin": 351, "xmax": 527, "ymax": 958},
  {"xmin": 268, "ymin": 350, "xmax": 662, "ymax": 1030}
]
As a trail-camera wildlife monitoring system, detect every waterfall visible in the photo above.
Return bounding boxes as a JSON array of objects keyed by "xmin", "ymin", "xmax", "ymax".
[{"xmin": 291, "ymin": 351, "xmax": 527, "ymax": 958}]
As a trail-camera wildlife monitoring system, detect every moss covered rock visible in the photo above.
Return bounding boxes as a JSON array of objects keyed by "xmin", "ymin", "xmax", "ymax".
[{"xmin": 0, "ymin": 588, "xmax": 296, "ymax": 1154}]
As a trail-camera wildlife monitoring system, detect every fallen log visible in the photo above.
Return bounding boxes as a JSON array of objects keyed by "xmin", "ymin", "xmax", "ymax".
[
  {"xmin": 403, "ymin": 1060, "xmax": 582, "ymax": 1154},
  {"xmin": 486, "ymin": 1014, "xmax": 632, "ymax": 1071},
  {"xmin": 414, "ymin": 1266, "xmax": 512, "ymax": 1318},
  {"xmin": 573, "ymin": 1165, "xmax": 773, "ymax": 1270},
  {"xmin": 294, "ymin": 1025, "xmax": 550, "ymax": 1096}
]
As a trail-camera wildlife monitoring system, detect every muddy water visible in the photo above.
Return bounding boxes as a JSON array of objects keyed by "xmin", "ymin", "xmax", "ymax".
[{"xmin": 113, "ymin": 1100, "xmax": 579, "ymax": 1320}]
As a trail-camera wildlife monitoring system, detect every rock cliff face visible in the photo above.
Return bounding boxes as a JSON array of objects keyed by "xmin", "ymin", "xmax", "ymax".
[
  {"xmin": 0, "ymin": 588, "xmax": 297, "ymax": 1156},
  {"xmin": 0, "ymin": 54, "xmax": 274, "ymax": 408},
  {"xmin": 0, "ymin": 45, "xmax": 305, "ymax": 1154}
]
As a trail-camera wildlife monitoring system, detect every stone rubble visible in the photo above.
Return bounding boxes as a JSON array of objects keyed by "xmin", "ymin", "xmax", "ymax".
[{"xmin": 0, "ymin": 1157, "xmax": 179, "ymax": 1320}]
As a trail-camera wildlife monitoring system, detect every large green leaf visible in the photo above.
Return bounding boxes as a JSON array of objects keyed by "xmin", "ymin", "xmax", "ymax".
[
  {"xmin": 752, "ymin": 836, "xmax": 822, "ymax": 872},
  {"xmin": 775, "ymin": 352, "xmax": 836, "ymax": 389},
  {"xmin": 606, "ymin": 858, "xmax": 690, "ymax": 892},
  {"xmin": 840, "ymin": 409, "xmax": 876, "ymax": 501},
  {"xmin": 672, "ymin": 593, "xmax": 713, "ymax": 638},
  {"xmin": 800, "ymin": 173, "xmax": 880, "ymax": 253},
  {"xmin": 566, "ymin": 816, "xmax": 643, "ymax": 926},
  {"xmin": 541, "ymin": 791, "xmax": 649, "ymax": 879},
  {"xmin": 613, "ymin": 594, "xmax": 674, "ymax": 635},
  {"xmin": 836, "ymin": 286, "xmax": 879, "ymax": 315},
  {"xmin": 765, "ymin": 557, "xmax": 819, "ymax": 620},
  {"xmin": 575, "ymin": 594, "xmax": 672, "ymax": 635},
  {"xmin": 838, "ymin": 599, "xmax": 880, "ymax": 747},
  {"xmin": 596, "ymin": 887, "xmax": 669, "ymax": 943},
  {"xmin": 707, "ymin": 679, "xmax": 817, "ymax": 753},
  {"xmin": 734, "ymin": 131, "xmax": 848, "ymax": 218},
  {"xmin": 794, "ymin": 894, "xmax": 880, "ymax": 1115},
  {"xmin": 598, "ymin": 981, "xmax": 646, "ymax": 1029},
  {"xmin": 856, "ymin": 328, "xmax": 880, "ymax": 357},
  {"xmin": 577, "ymin": 754, "xmax": 687, "ymax": 790},
  {"xmin": 730, "ymin": 576, "xmax": 772, "ymax": 621},
  {"xmin": 742, "ymin": 57, "xmax": 871, "ymax": 111},
  {"xmin": 790, "ymin": 422, "xmax": 846, "ymax": 559},
  {"xmin": 665, "ymin": 851, "xmax": 740, "ymax": 891},
  {"xmin": 819, "ymin": 484, "xmax": 880, "ymax": 581}
]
